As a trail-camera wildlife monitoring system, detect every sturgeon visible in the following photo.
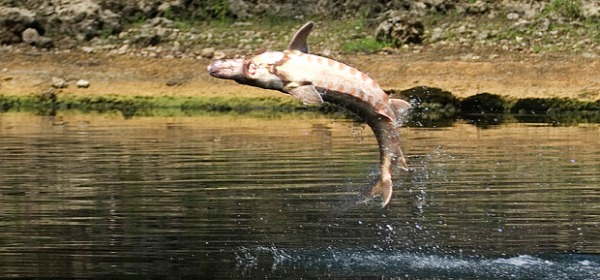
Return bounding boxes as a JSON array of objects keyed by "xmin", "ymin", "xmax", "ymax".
[{"xmin": 207, "ymin": 22, "xmax": 410, "ymax": 207}]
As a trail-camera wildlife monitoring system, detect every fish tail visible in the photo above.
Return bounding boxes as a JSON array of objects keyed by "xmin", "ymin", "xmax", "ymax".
[{"xmin": 355, "ymin": 175, "xmax": 393, "ymax": 208}]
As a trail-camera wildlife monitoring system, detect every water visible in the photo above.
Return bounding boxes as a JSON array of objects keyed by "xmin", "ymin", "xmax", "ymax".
[{"xmin": 1, "ymin": 112, "xmax": 599, "ymax": 279}]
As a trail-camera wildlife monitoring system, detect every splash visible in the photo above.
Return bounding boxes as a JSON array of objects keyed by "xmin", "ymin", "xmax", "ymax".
[{"xmin": 235, "ymin": 246, "xmax": 600, "ymax": 278}]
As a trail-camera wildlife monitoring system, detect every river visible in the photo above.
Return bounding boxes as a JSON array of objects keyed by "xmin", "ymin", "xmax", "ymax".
[{"xmin": 1, "ymin": 112, "xmax": 599, "ymax": 278}]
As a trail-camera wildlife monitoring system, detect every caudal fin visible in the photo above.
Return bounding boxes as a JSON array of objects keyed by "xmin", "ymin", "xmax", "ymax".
[{"xmin": 355, "ymin": 175, "xmax": 393, "ymax": 208}]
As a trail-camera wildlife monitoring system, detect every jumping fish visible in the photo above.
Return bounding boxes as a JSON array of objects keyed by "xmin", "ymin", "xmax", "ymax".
[{"xmin": 207, "ymin": 22, "xmax": 410, "ymax": 207}]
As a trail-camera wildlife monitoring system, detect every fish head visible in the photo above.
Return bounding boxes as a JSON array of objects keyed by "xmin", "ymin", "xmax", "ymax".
[
  {"xmin": 207, "ymin": 58, "xmax": 245, "ymax": 80},
  {"xmin": 207, "ymin": 51, "xmax": 285, "ymax": 91}
]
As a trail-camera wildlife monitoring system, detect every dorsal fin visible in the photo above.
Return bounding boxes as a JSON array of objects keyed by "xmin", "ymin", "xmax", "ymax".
[{"xmin": 286, "ymin": 21, "xmax": 314, "ymax": 53}]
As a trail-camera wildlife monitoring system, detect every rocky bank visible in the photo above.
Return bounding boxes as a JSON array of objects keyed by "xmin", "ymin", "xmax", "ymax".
[{"xmin": 1, "ymin": 1, "xmax": 599, "ymax": 56}]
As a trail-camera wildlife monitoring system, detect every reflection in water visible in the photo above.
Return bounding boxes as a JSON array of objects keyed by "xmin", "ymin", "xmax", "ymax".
[{"xmin": 0, "ymin": 112, "xmax": 599, "ymax": 278}]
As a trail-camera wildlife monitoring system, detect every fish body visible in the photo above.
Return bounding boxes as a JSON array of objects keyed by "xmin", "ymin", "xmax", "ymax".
[{"xmin": 207, "ymin": 22, "xmax": 410, "ymax": 207}]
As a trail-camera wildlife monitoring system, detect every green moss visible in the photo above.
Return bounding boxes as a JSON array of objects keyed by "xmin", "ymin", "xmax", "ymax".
[
  {"xmin": 461, "ymin": 93, "xmax": 505, "ymax": 114},
  {"xmin": 0, "ymin": 93, "xmax": 323, "ymax": 118},
  {"xmin": 3, "ymin": 90, "xmax": 600, "ymax": 126},
  {"xmin": 341, "ymin": 37, "xmax": 391, "ymax": 53},
  {"xmin": 388, "ymin": 86, "xmax": 460, "ymax": 126}
]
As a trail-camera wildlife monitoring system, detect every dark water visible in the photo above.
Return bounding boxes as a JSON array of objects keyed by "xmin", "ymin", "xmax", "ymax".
[{"xmin": 1, "ymin": 112, "xmax": 599, "ymax": 279}]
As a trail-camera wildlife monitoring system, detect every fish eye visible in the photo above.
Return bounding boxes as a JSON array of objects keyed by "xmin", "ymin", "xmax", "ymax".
[{"xmin": 247, "ymin": 62, "xmax": 257, "ymax": 75}]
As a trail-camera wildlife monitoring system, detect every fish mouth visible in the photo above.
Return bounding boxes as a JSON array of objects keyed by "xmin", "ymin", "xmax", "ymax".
[{"xmin": 207, "ymin": 59, "xmax": 245, "ymax": 79}]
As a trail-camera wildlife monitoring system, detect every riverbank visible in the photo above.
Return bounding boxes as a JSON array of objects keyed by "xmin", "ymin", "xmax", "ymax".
[
  {"xmin": 2, "ymin": 46, "xmax": 599, "ymax": 100},
  {"xmin": 1, "ymin": 48, "xmax": 599, "ymax": 125}
]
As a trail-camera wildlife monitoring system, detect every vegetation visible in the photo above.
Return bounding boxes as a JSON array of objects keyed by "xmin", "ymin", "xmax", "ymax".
[
  {"xmin": 543, "ymin": 0, "xmax": 583, "ymax": 20},
  {"xmin": 2, "ymin": 88, "xmax": 599, "ymax": 126},
  {"xmin": 341, "ymin": 37, "xmax": 392, "ymax": 53},
  {"xmin": 0, "ymin": 93, "xmax": 312, "ymax": 118}
]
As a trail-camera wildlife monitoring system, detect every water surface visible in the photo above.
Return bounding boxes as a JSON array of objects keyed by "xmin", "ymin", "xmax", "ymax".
[{"xmin": 0, "ymin": 112, "xmax": 599, "ymax": 278}]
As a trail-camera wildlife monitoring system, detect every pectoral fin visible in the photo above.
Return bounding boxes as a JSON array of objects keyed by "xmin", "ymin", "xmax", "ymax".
[
  {"xmin": 390, "ymin": 98, "xmax": 411, "ymax": 122},
  {"xmin": 286, "ymin": 84, "xmax": 323, "ymax": 105}
]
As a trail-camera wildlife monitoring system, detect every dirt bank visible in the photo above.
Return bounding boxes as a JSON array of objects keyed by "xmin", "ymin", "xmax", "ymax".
[{"xmin": 1, "ymin": 48, "xmax": 599, "ymax": 103}]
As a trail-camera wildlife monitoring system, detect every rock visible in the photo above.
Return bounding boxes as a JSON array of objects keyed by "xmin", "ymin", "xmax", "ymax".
[
  {"xmin": 81, "ymin": 46, "xmax": 95, "ymax": 53},
  {"xmin": 144, "ymin": 17, "xmax": 174, "ymax": 28},
  {"xmin": 213, "ymin": 50, "xmax": 227, "ymax": 60},
  {"xmin": 0, "ymin": 7, "xmax": 36, "ymax": 44},
  {"xmin": 225, "ymin": 1, "xmax": 253, "ymax": 19},
  {"xmin": 21, "ymin": 28, "xmax": 40, "ymax": 44},
  {"xmin": 506, "ymin": 12, "xmax": 520, "ymax": 20},
  {"xmin": 465, "ymin": 0, "xmax": 489, "ymax": 14},
  {"xmin": 133, "ymin": 33, "xmax": 161, "ymax": 47},
  {"xmin": 21, "ymin": 28, "xmax": 54, "ymax": 48},
  {"xmin": 581, "ymin": 0, "xmax": 600, "ymax": 19},
  {"xmin": 128, "ymin": 17, "xmax": 177, "ymax": 47},
  {"xmin": 117, "ymin": 44, "xmax": 129, "ymax": 54},
  {"xmin": 200, "ymin": 47, "xmax": 215, "ymax": 58},
  {"xmin": 76, "ymin": 79, "xmax": 90, "ymax": 88},
  {"xmin": 430, "ymin": 27, "xmax": 446, "ymax": 42},
  {"xmin": 503, "ymin": 1, "xmax": 545, "ymax": 20},
  {"xmin": 51, "ymin": 77, "xmax": 67, "ymax": 89},
  {"xmin": 36, "ymin": 36, "xmax": 54, "ymax": 48},
  {"xmin": 166, "ymin": 79, "xmax": 182, "ymax": 86},
  {"xmin": 375, "ymin": 15, "xmax": 424, "ymax": 47},
  {"xmin": 157, "ymin": 1, "xmax": 187, "ymax": 17},
  {"xmin": 39, "ymin": 0, "xmax": 121, "ymax": 41},
  {"xmin": 318, "ymin": 0, "xmax": 385, "ymax": 19}
]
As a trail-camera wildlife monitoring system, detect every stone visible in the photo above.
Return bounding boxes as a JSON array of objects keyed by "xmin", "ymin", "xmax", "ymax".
[
  {"xmin": 117, "ymin": 44, "xmax": 129, "ymax": 55},
  {"xmin": 506, "ymin": 12, "xmax": 520, "ymax": 20},
  {"xmin": 20, "ymin": 27, "xmax": 54, "ymax": 48},
  {"xmin": 375, "ymin": 15, "xmax": 424, "ymax": 47},
  {"xmin": 166, "ymin": 79, "xmax": 182, "ymax": 86},
  {"xmin": 0, "ymin": 7, "xmax": 36, "ymax": 44},
  {"xmin": 213, "ymin": 50, "xmax": 226, "ymax": 60},
  {"xmin": 36, "ymin": 36, "xmax": 54, "ymax": 48},
  {"xmin": 21, "ymin": 28, "xmax": 40, "ymax": 44},
  {"xmin": 200, "ymin": 47, "xmax": 215, "ymax": 58},
  {"xmin": 81, "ymin": 46, "xmax": 95, "ymax": 53},
  {"xmin": 76, "ymin": 79, "xmax": 90, "ymax": 88},
  {"xmin": 465, "ymin": 0, "xmax": 489, "ymax": 14},
  {"xmin": 430, "ymin": 27, "xmax": 445, "ymax": 42},
  {"xmin": 581, "ymin": 0, "xmax": 600, "ymax": 19},
  {"xmin": 39, "ymin": 0, "xmax": 121, "ymax": 41},
  {"xmin": 51, "ymin": 77, "xmax": 67, "ymax": 89}
]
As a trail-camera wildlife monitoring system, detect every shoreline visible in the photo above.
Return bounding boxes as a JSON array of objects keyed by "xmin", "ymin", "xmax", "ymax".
[
  {"xmin": 2, "ymin": 49, "xmax": 599, "ymax": 99},
  {"xmin": 1, "ymin": 48, "xmax": 599, "ymax": 124}
]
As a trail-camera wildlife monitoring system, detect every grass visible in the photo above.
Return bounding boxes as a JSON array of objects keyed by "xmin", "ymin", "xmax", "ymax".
[
  {"xmin": 4, "ymin": 87, "xmax": 600, "ymax": 125},
  {"xmin": 341, "ymin": 37, "xmax": 391, "ymax": 53},
  {"xmin": 542, "ymin": 0, "xmax": 583, "ymax": 20}
]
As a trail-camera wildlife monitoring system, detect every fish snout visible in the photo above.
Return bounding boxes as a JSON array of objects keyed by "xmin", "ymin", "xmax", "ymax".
[
  {"xmin": 207, "ymin": 60, "xmax": 223, "ymax": 76},
  {"xmin": 207, "ymin": 59, "xmax": 245, "ymax": 79}
]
